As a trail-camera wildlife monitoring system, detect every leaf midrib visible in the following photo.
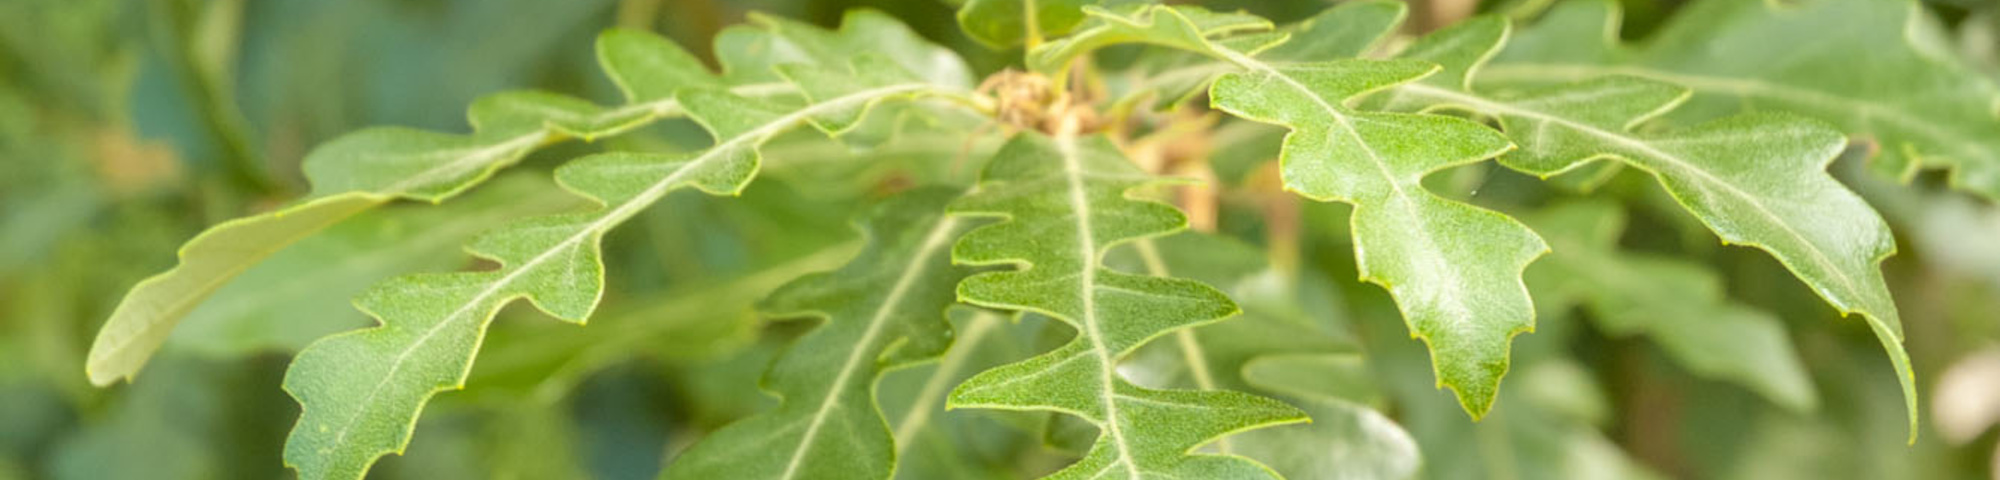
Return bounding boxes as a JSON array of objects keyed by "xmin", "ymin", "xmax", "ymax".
[
  {"xmin": 314, "ymin": 83, "xmax": 933, "ymax": 459},
  {"xmin": 601, "ymin": 82, "xmax": 795, "ymax": 119},
  {"xmin": 379, "ymin": 132, "xmax": 550, "ymax": 195},
  {"xmin": 1053, "ymin": 126, "xmax": 1143, "ymax": 480}
]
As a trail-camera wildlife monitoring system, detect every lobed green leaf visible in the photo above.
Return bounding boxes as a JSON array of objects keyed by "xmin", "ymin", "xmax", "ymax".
[
  {"xmin": 957, "ymin": 0, "xmax": 1096, "ymax": 49},
  {"xmin": 945, "ymin": 131, "xmax": 1305, "ymax": 479},
  {"xmin": 1114, "ymin": 0, "xmax": 1403, "ymax": 113},
  {"xmin": 1203, "ymin": 23, "xmax": 1543, "ymax": 420},
  {"xmin": 1032, "ymin": 2, "xmax": 1544, "ymax": 416},
  {"xmin": 1029, "ymin": 4, "xmax": 1272, "ymax": 74},
  {"xmin": 85, "ymin": 27, "xmax": 774, "ymax": 386},
  {"xmin": 1037, "ymin": 5, "xmax": 1548, "ymax": 418},
  {"xmin": 718, "ymin": 9, "xmax": 974, "ymax": 89},
  {"xmin": 280, "ymin": 47, "xmax": 961, "ymax": 480},
  {"xmin": 1381, "ymin": 16, "xmax": 1915, "ymax": 438}
]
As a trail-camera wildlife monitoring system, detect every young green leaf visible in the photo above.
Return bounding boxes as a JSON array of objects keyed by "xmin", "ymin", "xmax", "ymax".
[
  {"xmin": 85, "ymin": 28, "xmax": 771, "ymax": 386},
  {"xmin": 660, "ymin": 188, "xmax": 979, "ymax": 480},
  {"xmin": 1524, "ymin": 201, "xmax": 1816, "ymax": 413},
  {"xmin": 714, "ymin": 9, "xmax": 981, "ymax": 149},
  {"xmin": 1117, "ymin": 0, "xmax": 1403, "ymax": 110},
  {"xmin": 1028, "ymin": 5, "xmax": 1272, "ymax": 74},
  {"xmin": 280, "ymin": 56, "xmax": 956, "ymax": 480},
  {"xmin": 1381, "ymin": 16, "xmax": 1914, "ymax": 438},
  {"xmin": 957, "ymin": 0, "xmax": 1096, "ymax": 49},
  {"xmin": 1488, "ymin": 0, "xmax": 2000, "ymax": 200},
  {"xmin": 597, "ymin": 27, "xmax": 728, "ymax": 103},
  {"xmin": 945, "ymin": 130, "xmax": 1305, "ymax": 479},
  {"xmin": 717, "ymin": 10, "xmax": 974, "ymax": 89}
]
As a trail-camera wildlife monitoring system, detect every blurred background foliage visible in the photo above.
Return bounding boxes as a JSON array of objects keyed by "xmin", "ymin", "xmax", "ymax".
[{"xmin": 1, "ymin": 0, "xmax": 1997, "ymax": 479}]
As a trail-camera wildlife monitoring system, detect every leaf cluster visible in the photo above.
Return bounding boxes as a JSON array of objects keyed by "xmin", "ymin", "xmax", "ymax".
[{"xmin": 49, "ymin": 0, "xmax": 2000, "ymax": 479}]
